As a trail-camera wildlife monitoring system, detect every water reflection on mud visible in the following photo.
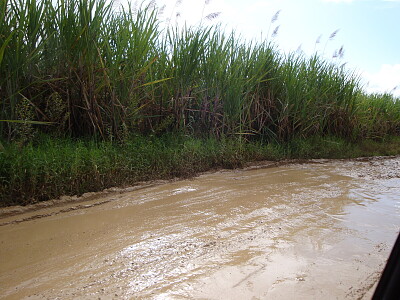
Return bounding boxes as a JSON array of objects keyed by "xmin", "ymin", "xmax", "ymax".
[{"xmin": 0, "ymin": 157, "xmax": 399, "ymax": 299}]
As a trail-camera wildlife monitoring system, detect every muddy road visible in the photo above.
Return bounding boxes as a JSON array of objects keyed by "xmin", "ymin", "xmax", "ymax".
[{"xmin": 1, "ymin": 157, "xmax": 400, "ymax": 299}]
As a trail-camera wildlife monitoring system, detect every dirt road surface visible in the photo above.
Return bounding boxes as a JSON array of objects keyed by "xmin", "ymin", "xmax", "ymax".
[{"xmin": 1, "ymin": 157, "xmax": 400, "ymax": 299}]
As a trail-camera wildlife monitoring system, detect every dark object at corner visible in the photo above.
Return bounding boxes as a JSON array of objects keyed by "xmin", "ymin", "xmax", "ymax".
[{"xmin": 372, "ymin": 232, "xmax": 400, "ymax": 300}]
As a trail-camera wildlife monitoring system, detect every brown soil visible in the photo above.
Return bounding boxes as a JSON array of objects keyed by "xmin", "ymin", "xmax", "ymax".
[{"xmin": 1, "ymin": 157, "xmax": 399, "ymax": 299}]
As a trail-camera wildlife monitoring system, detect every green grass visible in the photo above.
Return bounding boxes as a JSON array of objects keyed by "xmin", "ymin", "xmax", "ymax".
[
  {"xmin": 284, "ymin": 135, "xmax": 400, "ymax": 159},
  {"xmin": 1, "ymin": 134, "xmax": 400, "ymax": 207},
  {"xmin": 0, "ymin": 134, "xmax": 269, "ymax": 206}
]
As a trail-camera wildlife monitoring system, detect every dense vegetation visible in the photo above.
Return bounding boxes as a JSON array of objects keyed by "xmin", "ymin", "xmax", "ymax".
[
  {"xmin": 1, "ymin": 0, "xmax": 400, "ymax": 206},
  {"xmin": 2, "ymin": 134, "xmax": 400, "ymax": 207}
]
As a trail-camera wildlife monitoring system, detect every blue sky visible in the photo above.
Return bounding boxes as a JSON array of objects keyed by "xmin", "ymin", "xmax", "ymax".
[{"xmin": 128, "ymin": 0, "xmax": 400, "ymax": 96}]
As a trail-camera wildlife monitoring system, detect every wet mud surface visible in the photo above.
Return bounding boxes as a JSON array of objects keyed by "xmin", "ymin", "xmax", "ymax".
[{"xmin": 1, "ymin": 157, "xmax": 400, "ymax": 299}]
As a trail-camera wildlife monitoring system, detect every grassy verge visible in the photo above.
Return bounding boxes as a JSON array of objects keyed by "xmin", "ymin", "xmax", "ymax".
[{"xmin": 1, "ymin": 134, "xmax": 400, "ymax": 207}]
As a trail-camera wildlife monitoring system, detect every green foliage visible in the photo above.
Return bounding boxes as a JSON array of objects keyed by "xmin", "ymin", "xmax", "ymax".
[
  {"xmin": 285, "ymin": 136, "xmax": 354, "ymax": 159},
  {"xmin": 2, "ymin": 0, "xmax": 397, "ymax": 143},
  {"xmin": 0, "ymin": 134, "xmax": 276, "ymax": 205},
  {"xmin": 355, "ymin": 93, "xmax": 400, "ymax": 139},
  {"xmin": 2, "ymin": 134, "xmax": 400, "ymax": 206}
]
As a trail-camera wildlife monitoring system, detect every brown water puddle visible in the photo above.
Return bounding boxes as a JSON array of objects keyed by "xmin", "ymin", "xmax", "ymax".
[{"xmin": 1, "ymin": 157, "xmax": 400, "ymax": 299}]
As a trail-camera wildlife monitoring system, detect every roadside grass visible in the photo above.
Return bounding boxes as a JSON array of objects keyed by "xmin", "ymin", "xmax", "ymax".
[
  {"xmin": 0, "ymin": 134, "xmax": 271, "ymax": 206},
  {"xmin": 2, "ymin": 134, "xmax": 400, "ymax": 207},
  {"xmin": 284, "ymin": 135, "xmax": 400, "ymax": 159}
]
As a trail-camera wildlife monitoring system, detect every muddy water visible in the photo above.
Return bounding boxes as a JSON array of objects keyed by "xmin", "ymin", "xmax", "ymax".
[{"xmin": 1, "ymin": 158, "xmax": 400, "ymax": 299}]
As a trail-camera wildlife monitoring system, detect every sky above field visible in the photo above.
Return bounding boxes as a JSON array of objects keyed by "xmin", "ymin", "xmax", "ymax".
[{"xmin": 122, "ymin": 0, "xmax": 400, "ymax": 97}]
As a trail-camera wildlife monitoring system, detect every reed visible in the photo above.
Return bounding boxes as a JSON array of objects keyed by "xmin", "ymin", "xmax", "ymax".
[
  {"xmin": 1, "ymin": 0, "xmax": 399, "ymax": 144},
  {"xmin": 356, "ymin": 92, "xmax": 400, "ymax": 139}
]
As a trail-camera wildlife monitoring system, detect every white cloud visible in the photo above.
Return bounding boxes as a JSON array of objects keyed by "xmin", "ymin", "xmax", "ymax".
[{"xmin": 362, "ymin": 64, "xmax": 400, "ymax": 97}]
